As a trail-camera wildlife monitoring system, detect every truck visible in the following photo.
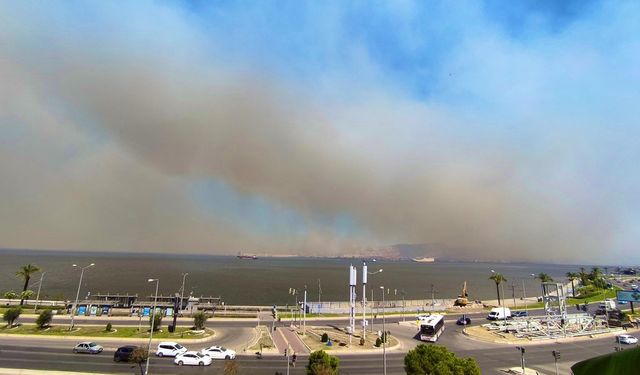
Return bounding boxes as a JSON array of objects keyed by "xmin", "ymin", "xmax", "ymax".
[
  {"xmin": 487, "ymin": 307, "xmax": 511, "ymax": 320},
  {"xmin": 599, "ymin": 299, "xmax": 616, "ymax": 310}
]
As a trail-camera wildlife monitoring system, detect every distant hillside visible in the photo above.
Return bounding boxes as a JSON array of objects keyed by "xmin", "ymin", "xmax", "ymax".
[{"xmin": 346, "ymin": 243, "xmax": 455, "ymax": 260}]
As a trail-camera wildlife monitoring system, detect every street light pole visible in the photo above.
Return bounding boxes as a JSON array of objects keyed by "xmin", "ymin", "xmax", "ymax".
[
  {"xmin": 303, "ymin": 285, "xmax": 307, "ymax": 336},
  {"xmin": 363, "ymin": 266, "xmax": 383, "ymax": 340},
  {"xmin": 70, "ymin": 263, "xmax": 95, "ymax": 331},
  {"xmin": 33, "ymin": 271, "xmax": 46, "ymax": 313},
  {"xmin": 523, "ymin": 279, "xmax": 527, "ymax": 314},
  {"xmin": 146, "ymin": 278, "xmax": 159, "ymax": 375},
  {"xmin": 179, "ymin": 273, "xmax": 188, "ymax": 314},
  {"xmin": 380, "ymin": 286, "xmax": 386, "ymax": 375}
]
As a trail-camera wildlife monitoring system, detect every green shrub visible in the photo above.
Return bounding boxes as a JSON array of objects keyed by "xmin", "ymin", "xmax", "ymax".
[
  {"xmin": 36, "ymin": 310, "xmax": 53, "ymax": 329},
  {"xmin": 149, "ymin": 314, "xmax": 162, "ymax": 331},
  {"xmin": 321, "ymin": 332, "xmax": 329, "ymax": 342},
  {"xmin": 106, "ymin": 322, "xmax": 113, "ymax": 332},
  {"xmin": 3, "ymin": 307, "xmax": 22, "ymax": 327},
  {"xmin": 405, "ymin": 344, "xmax": 480, "ymax": 375},
  {"xmin": 193, "ymin": 311, "xmax": 208, "ymax": 330},
  {"xmin": 306, "ymin": 350, "xmax": 339, "ymax": 375},
  {"xmin": 3, "ymin": 291, "xmax": 18, "ymax": 299},
  {"xmin": 375, "ymin": 337, "xmax": 382, "ymax": 347}
]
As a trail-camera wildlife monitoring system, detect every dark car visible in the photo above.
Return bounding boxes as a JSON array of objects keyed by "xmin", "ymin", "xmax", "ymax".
[
  {"xmin": 114, "ymin": 346, "xmax": 138, "ymax": 362},
  {"xmin": 456, "ymin": 315, "xmax": 471, "ymax": 325},
  {"xmin": 512, "ymin": 311, "xmax": 528, "ymax": 318}
]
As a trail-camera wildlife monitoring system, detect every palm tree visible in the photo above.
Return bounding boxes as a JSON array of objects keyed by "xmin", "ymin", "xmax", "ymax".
[
  {"xmin": 566, "ymin": 272, "xmax": 578, "ymax": 297},
  {"xmin": 535, "ymin": 273, "xmax": 553, "ymax": 283},
  {"xmin": 578, "ymin": 267, "xmax": 588, "ymax": 286},
  {"xmin": 590, "ymin": 267, "xmax": 602, "ymax": 281},
  {"xmin": 16, "ymin": 264, "xmax": 40, "ymax": 306},
  {"xmin": 489, "ymin": 272, "xmax": 507, "ymax": 306}
]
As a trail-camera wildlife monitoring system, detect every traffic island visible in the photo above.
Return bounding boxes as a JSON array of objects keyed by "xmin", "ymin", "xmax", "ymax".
[{"xmin": 300, "ymin": 326, "xmax": 398, "ymax": 352}]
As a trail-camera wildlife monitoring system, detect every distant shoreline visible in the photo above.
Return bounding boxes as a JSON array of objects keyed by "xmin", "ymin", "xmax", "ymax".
[{"xmin": 0, "ymin": 247, "xmax": 622, "ymax": 267}]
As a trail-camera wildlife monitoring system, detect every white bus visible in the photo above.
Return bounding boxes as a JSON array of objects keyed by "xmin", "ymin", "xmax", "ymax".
[{"xmin": 418, "ymin": 314, "xmax": 445, "ymax": 342}]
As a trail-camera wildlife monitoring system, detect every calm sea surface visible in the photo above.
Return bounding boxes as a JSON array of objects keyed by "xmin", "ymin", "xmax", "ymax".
[{"xmin": 0, "ymin": 250, "xmax": 588, "ymax": 305}]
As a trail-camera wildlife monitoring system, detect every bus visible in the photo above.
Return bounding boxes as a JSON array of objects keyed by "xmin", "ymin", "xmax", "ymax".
[{"xmin": 418, "ymin": 314, "xmax": 445, "ymax": 342}]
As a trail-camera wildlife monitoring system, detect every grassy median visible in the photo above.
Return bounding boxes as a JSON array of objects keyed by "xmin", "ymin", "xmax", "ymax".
[{"xmin": 0, "ymin": 324, "xmax": 214, "ymax": 339}]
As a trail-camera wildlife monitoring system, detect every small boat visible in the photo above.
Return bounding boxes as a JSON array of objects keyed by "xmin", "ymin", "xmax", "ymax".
[
  {"xmin": 411, "ymin": 257, "xmax": 435, "ymax": 263},
  {"xmin": 237, "ymin": 252, "xmax": 258, "ymax": 260}
]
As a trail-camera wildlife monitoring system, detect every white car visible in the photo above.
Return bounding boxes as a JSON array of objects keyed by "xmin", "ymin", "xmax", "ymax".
[
  {"xmin": 174, "ymin": 351, "xmax": 212, "ymax": 366},
  {"xmin": 73, "ymin": 342, "xmax": 103, "ymax": 354},
  {"xmin": 156, "ymin": 342, "xmax": 187, "ymax": 357},
  {"xmin": 200, "ymin": 345, "xmax": 236, "ymax": 359},
  {"xmin": 617, "ymin": 334, "xmax": 638, "ymax": 344}
]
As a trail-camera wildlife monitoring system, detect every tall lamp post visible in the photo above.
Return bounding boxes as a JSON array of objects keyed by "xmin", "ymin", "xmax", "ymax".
[
  {"xmin": 33, "ymin": 271, "xmax": 47, "ymax": 313},
  {"xmin": 363, "ymin": 265, "xmax": 383, "ymax": 340},
  {"xmin": 70, "ymin": 263, "xmax": 95, "ymax": 331},
  {"xmin": 380, "ymin": 286, "xmax": 387, "ymax": 375},
  {"xmin": 146, "ymin": 278, "xmax": 159, "ymax": 375},
  {"xmin": 179, "ymin": 273, "xmax": 188, "ymax": 314}
]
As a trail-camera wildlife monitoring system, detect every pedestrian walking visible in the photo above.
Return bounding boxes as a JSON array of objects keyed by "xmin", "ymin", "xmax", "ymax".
[{"xmin": 292, "ymin": 353, "xmax": 297, "ymax": 367}]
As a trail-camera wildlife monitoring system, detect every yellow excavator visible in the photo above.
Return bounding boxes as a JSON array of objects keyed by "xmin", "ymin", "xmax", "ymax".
[{"xmin": 454, "ymin": 281, "xmax": 469, "ymax": 307}]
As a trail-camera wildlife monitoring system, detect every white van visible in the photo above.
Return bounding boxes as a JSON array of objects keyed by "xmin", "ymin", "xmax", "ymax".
[
  {"xmin": 599, "ymin": 299, "xmax": 616, "ymax": 310},
  {"xmin": 156, "ymin": 342, "xmax": 187, "ymax": 357},
  {"xmin": 487, "ymin": 307, "xmax": 511, "ymax": 320}
]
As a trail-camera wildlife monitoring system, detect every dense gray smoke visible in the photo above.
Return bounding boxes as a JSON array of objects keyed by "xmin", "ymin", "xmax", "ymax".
[{"xmin": 0, "ymin": 2, "xmax": 630, "ymax": 263}]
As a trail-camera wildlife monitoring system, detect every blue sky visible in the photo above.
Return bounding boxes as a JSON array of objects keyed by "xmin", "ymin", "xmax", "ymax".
[{"xmin": 0, "ymin": 1, "xmax": 639, "ymax": 263}]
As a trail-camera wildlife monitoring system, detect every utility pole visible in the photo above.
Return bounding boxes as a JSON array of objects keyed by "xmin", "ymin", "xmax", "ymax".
[
  {"xmin": 33, "ymin": 272, "xmax": 46, "ymax": 313},
  {"xmin": 179, "ymin": 273, "xmax": 188, "ymax": 315},
  {"xmin": 362, "ymin": 262, "xmax": 367, "ymax": 341},
  {"xmin": 430, "ymin": 284, "xmax": 436, "ymax": 312},
  {"xmin": 516, "ymin": 346, "xmax": 525, "ymax": 375},
  {"xmin": 303, "ymin": 285, "xmax": 307, "ymax": 336},
  {"xmin": 512, "ymin": 284, "xmax": 517, "ymax": 309},
  {"xmin": 552, "ymin": 350, "xmax": 560, "ymax": 375},
  {"xmin": 381, "ymin": 286, "xmax": 387, "ymax": 375},
  {"xmin": 318, "ymin": 279, "xmax": 322, "ymax": 315}
]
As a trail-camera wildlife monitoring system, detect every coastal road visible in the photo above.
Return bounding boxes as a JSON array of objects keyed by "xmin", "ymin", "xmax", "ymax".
[{"xmin": 1, "ymin": 321, "xmax": 635, "ymax": 374}]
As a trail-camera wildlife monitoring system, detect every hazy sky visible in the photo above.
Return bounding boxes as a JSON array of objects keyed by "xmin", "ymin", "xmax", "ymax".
[{"xmin": 1, "ymin": 1, "xmax": 639, "ymax": 264}]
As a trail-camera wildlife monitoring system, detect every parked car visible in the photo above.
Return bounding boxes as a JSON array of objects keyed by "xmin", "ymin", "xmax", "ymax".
[
  {"xmin": 616, "ymin": 334, "xmax": 638, "ymax": 344},
  {"xmin": 114, "ymin": 345, "xmax": 138, "ymax": 362},
  {"xmin": 200, "ymin": 345, "xmax": 236, "ymax": 359},
  {"xmin": 156, "ymin": 342, "xmax": 187, "ymax": 357},
  {"xmin": 73, "ymin": 342, "xmax": 103, "ymax": 354},
  {"xmin": 174, "ymin": 351, "xmax": 212, "ymax": 366},
  {"xmin": 512, "ymin": 311, "xmax": 528, "ymax": 318},
  {"xmin": 456, "ymin": 315, "xmax": 471, "ymax": 325}
]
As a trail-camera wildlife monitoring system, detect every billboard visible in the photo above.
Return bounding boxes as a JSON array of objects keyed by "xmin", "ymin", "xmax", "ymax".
[{"xmin": 616, "ymin": 290, "xmax": 640, "ymax": 303}]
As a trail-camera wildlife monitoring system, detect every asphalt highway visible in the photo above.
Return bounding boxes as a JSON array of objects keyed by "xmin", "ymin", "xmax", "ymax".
[{"xmin": 1, "ymin": 315, "xmax": 635, "ymax": 374}]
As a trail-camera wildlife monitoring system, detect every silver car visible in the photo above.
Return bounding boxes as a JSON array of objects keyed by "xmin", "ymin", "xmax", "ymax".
[{"xmin": 73, "ymin": 342, "xmax": 103, "ymax": 354}]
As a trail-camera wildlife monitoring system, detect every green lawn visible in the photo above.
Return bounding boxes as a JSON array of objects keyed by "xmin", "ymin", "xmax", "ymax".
[
  {"xmin": 572, "ymin": 347, "xmax": 640, "ymax": 375},
  {"xmin": 0, "ymin": 324, "xmax": 213, "ymax": 339}
]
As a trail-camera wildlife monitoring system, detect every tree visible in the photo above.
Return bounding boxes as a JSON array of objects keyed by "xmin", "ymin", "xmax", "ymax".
[
  {"xmin": 535, "ymin": 273, "xmax": 553, "ymax": 283},
  {"xmin": 404, "ymin": 344, "xmax": 480, "ymax": 375},
  {"xmin": 36, "ymin": 310, "xmax": 53, "ymax": 329},
  {"xmin": 105, "ymin": 322, "xmax": 113, "ymax": 332},
  {"xmin": 20, "ymin": 290, "xmax": 34, "ymax": 301},
  {"xmin": 566, "ymin": 272, "xmax": 578, "ymax": 297},
  {"xmin": 3, "ymin": 307, "xmax": 22, "ymax": 327},
  {"xmin": 578, "ymin": 267, "xmax": 589, "ymax": 286},
  {"xmin": 3, "ymin": 291, "xmax": 18, "ymax": 299},
  {"xmin": 149, "ymin": 314, "xmax": 162, "ymax": 331},
  {"xmin": 129, "ymin": 347, "xmax": 148, "ymax": 375},
  {"xmin": 193, "ymin": 311, "xmax": 208, "ymax": 330},
  {"xmin": 16, "ymin": 264, "xmax": 40, "ymax": 306},
  {"xmin": 223, "ymin": 360, "xmax": 241, "ymax": 375},
  {"xmin": 306, "ymin": 350, "xmax": 339, "ymax": 375},
  {"xmin": 489, "ymin": 273, "xmax": 507, "ymax": 306}
]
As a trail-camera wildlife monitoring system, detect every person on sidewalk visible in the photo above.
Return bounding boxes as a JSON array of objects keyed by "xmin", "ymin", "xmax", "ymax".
[{"xmin": 292, "ymin": 353, "xmax": 297, "ymax": 367}]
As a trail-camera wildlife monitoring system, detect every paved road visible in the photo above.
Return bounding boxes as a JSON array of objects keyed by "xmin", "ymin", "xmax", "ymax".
[{"xmin": 2, "ymin": 319, "xmax": 636, "ymax": 374}]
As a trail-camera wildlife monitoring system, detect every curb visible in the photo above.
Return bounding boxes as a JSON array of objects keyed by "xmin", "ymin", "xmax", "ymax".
[{"xmin": 0, "ymin": 369, "xmax": 126, "ymax": 375}]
